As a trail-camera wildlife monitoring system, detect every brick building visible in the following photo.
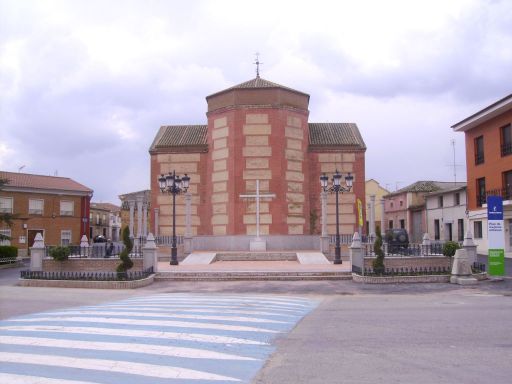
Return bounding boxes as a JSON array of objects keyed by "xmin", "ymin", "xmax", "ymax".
[
  {"xmin": 0, "ymin": 171, "xmax": 93, "ymax": 256},
  {"xmin": 149, "ymin": 76, "xmax": 366, "ymax": 240},
  {"xmin": 452, "ymin": 93, "xmax": 512, "ymax": 253}
]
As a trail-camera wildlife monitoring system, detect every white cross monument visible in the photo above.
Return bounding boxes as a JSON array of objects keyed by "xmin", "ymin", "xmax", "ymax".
[{"xmin": 240, "ymin": 180, "xmax": 276, "ymax": 251}]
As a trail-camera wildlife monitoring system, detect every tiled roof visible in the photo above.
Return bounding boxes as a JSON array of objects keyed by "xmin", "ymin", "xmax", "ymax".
[
  {"xmin": 0, "ymin": 171, "xmax": 92, "ymax": 194},
  {"xmin": 308, "ymin": 123, "xmax": 366, "ymax": 149},
  {"xmin": 90, "ymin": 202, "xmax": 121, "ymax": 212},
  {"xmin": 149, "ymin": 125, "xmax": 207, "ymax": 151},
  {"xmin": 386, "ymin": 181, "xmax": 467, "ymax": 197},
  {"xmin": 207, "ymin": 77, "xmax": 309, "ymax": 98}
]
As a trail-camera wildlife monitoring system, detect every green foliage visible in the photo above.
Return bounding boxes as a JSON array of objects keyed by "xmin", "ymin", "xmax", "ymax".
[
  {"xmin": 443, "ymin": 241, "xmax": 461, "ymax": 257},
  {"xmin": 117, "ymin": 226, "xmax": 134, "ymax": 276},
  {"xmin": 0, "ymin": 245, "xmax": 18, "ymax": 258},
  {"xmin": 372, "ymin": 228, "xmax": 385, "ymax": 274},
  {"xmin": 49, "ymin": 246, "xmax": 71, "ymax": 261}
]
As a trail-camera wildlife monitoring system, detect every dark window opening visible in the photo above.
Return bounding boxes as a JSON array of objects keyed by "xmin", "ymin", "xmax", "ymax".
[
  {"xmin": 501, "ymin": 124, "xmax": 512, "ymax": 157},
  {"xmin": 476, "ymin": 177, "xmax": 486, "ymax": 207},
  {"xmin": 458, "ymin": 219, "xmax": 464, "ymax": 241},
  {"xmin": 474, "ymin": 221, "xmax": 483, "ymax": 238},
  {"xmin": 434, "ymin": 219, "xmax": 440, "ymax": 240},
  {"xmin": 475, "ymin": 136, "xmax": 484, "ymax": 165}
]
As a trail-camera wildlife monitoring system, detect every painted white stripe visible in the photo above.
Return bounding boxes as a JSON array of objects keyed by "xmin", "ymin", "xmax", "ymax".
[
  {"xmin": 124, "ymin": 297, "xmax": 310, "ymax": 308},
  {"xmin": 0, "ymin": 352, "xmax": 241, "ymax": 381},
  {"xmin": 104, "ymin": 303, "xmax": 304, "ymax": 313},
  {"xmin": 0, "ymin": 335, "xmax": 256, "ymax": 361},
  {"xmin": 0, "ymin": 373, "xmax": 99, "ymax": 384},
  {"xmin": 125, "ymin": 294, "xmax": 312, "ymax": 303},
  {"xmin": 78, "ymin": 306, "xmax": 299, "ymax": 317},
  {"xmin": 47, "ymin": 310, "xmax": 287, "ymax": 324},
  {"xmin": 0, "ymin": 325, "xmax": 267, "ymax": 345},
  {"xmin": 9, "ymin": 317, "xmax": 278, "ymax": 333}
]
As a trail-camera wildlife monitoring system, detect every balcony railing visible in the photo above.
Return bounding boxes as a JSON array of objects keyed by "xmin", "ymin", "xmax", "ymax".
[
  {"xmin": 477, "ymin": 187, "xmax": 512, "ymax": 206},
  {"xmin": 501, "ymin": 143, "xmax": 512, "ymax": 157}
]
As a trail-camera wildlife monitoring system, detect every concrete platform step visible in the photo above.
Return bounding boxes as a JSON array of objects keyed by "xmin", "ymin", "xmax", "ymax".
[
  {"xmin": 155, "ymin": 271, "xmax": 352, "ymax": 281},
  {"xmin": 215, "ymin": 252, "xmax": 297, "ymax": 261}
]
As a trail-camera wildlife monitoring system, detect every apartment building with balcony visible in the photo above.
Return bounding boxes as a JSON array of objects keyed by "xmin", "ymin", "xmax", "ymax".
[
  {"xmin": 89, "ymin": 202, "xmax": 121, "ymax": 242},
  {"xmin": 452, "ymin": 93, "xmax": 512, "ymax": 253},
  {"xmin": 0, "ymin": 171, "xmax": 93, "ymax": 256}
]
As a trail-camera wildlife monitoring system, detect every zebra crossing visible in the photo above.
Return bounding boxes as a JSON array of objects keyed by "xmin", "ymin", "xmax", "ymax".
[{"xmin": 0, "ymin": 293, "xmax": 317, "ymax": 383}]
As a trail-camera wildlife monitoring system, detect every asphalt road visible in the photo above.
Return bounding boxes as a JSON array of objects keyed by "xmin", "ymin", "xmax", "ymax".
[{"xmin": 1, "ymin": 265, "xmax": 511, "ymax": 384}]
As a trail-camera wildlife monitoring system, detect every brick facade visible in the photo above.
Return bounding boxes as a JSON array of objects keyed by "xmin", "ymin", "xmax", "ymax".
[{"xmin": 149, "ymin": 77, "xmax": 366, "ymax": 237}]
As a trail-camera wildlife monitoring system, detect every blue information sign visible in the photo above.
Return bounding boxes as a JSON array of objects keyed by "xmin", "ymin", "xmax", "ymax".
[{"xmin": 487, "ymin": 195, "xmax": 504, "ymax": 221}]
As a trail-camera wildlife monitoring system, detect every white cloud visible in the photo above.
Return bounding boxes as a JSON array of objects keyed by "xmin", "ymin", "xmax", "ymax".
[{"xmin": 0, "ymin": 0, "xmax": 510, "ymax": 202}]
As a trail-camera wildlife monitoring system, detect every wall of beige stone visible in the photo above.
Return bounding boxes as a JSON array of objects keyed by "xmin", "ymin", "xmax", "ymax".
[
  {"xmin": 242, "ymin": 113, "xmax": 273, "ymax": 235},
  {"xmin": 211, "ymin": 116, "xmax": 230, "ymax": 235},
  {"xmin": 317, "ymin": 153, "xmax": 357, "ymax": 234},
  {"xmin": 156, "ymin": 153, "xmax": 202, "ymax": 236}
]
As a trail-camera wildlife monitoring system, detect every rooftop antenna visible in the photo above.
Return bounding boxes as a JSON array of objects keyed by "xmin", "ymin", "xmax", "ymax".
[
  {"xmin": 446, "ymin": 139, "xmax": 464, "ymax": 186},
  {"xmin": 395, "ymin": 181, "xmax": 401, "ymax": 191},
  {"xmin": 18, "ymin": 165, "xmax": 25, "ymax": 173},
  {"xmin": 254, "ymin": 52, "xmax": 263, "ymax": 78}
]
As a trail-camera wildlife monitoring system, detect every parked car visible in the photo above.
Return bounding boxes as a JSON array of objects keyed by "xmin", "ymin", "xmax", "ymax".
[
  {"xmin": 385, "ymin": 228, "xmax": 409, "ymax": 253},
  {"xmin": 93, "ymin": 235, "xmax": 107, "ymax": 243}
]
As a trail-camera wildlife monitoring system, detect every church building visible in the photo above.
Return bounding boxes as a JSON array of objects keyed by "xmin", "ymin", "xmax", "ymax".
[{"xmin": 149, "ymin": 75, "xmax": 366, "ymax": 241}]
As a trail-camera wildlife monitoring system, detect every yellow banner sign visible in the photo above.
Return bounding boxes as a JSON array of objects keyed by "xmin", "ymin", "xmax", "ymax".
[{"xmin": 357, "ymin": 198, "xmax": 363, "ymax": 227}]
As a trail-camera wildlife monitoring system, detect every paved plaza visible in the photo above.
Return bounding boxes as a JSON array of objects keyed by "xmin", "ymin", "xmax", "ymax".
[{"xmin": 1, "ymin": 265, "xmax": 511, "ymax": 383}]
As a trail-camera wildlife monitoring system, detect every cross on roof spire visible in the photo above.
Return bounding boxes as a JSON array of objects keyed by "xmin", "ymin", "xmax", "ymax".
[{"xmin": 254, "ymin": 52, "xmax": 263, "ymax": 78}]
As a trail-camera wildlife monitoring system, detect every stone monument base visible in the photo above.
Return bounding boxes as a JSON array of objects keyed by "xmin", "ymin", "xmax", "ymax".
[
  {"xmin": 250, "ymin": 238, "xmax": 267, "ymax": 251},
  {"xmin": 450, "ymin": 276, "xmax": 478, "ymax": 285}
]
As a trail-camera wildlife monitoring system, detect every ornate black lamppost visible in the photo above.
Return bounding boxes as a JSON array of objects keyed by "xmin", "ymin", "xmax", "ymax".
[
  {"xmin": 320, "ymin": 170, "xmax": 354, "ymax": 264},
  {"xmin": 158, "ymin": 171, "xmax": 190, "ymax": 265}
]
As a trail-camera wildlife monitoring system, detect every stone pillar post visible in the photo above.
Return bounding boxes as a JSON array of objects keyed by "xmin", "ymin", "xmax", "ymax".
[
  {"xmin": 380, "ymin": 198, "xmax": 386, "ymax": 236},
  {"xmin": 184, "ymin": 193, "xmax": 192, "ymax": 254},
  {"xmin": 463, "ymin": 227, "xmax": 478, "ymax": 265},
  {"xmin": 142, "ymin": 233, "xmax": 158, "ymax": 273},
  {"xmin": 135, "ymin": 197, "xmax": 143, "ymax": 247},
  {"xmin": 154, "ymin": 208, "xmax": 159, "ymax": 237},
  {"xmin": 320, "ymin": 191, "xmax": 329, "ymax": 254},
  {"xmin": 142, "ymin": 202, "xmax": 148, "ymax": 238},
  {"xmin": 369, "ymin": 195, "xmax": 376, "ymax": 242},
  {"xmin": 128, "ymin": 201, "xmax": 135, "ymax": 238},
  {"xmin": 80, "ymin": 235, "xmax": 90, "ymax": 258},
  {"xmin": 451, "ymin": 248, "xmax": 477, "ymax": 285},
  {"xmin": 421, "ymin": 233, "xmax": 431, "ymax": 256},
  {"xmin": 30, "ymin": 233, "xmax": 45, "ymax": 272},
  {"xmin": 349, "ymin": 232, "xmax": 364, "ymax": 274}
]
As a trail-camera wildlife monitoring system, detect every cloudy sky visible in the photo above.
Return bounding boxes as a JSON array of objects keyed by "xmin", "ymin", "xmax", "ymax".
[{"xmin": 1, "ymin": 0, "xmax": 511, "ymax": 203}]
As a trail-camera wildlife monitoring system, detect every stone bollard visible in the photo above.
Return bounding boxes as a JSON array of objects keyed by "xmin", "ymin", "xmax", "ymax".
[
  {"xmin": 349, "ymin": 232, "xmax": 364, "ymax": 274},
  {"xmin": 142, "ymin": 233, "xmax": 158, "ymax": 273},
  {"xmin": 80, "ymin": 235, "xmax": 90, "ymax": 258},
  {"xmin": 184, "ymin": 236, "xmax": 193, "ymax": 255},
  {"xmin": 463, "ymin": 228, "xmax": 478, "ymax": 266},
  {"xmin": 450, "ymin": 248, "xmax": 478, "ymax": 285},
  {"xmin": 421, "ymin": 233, "xmax": 431, "ymax": 256},
  {"xmin": 30, "ymin": 233, "xmax": 45, "ymax": 271}
]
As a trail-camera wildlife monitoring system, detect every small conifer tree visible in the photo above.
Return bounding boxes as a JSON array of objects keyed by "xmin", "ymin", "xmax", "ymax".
[
  {"xmin": 116, "ymin": 226, "xmax": 134, "ymax": 277},
  {"xmin": 372, "ymin": 227, "xmax": 385, "ymax": 275}
]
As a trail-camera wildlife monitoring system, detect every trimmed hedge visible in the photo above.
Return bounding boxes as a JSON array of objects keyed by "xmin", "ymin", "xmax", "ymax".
[
  {"xmin": 49, "ymin": 246, "xmax": 71, "ymax": 261},
  {"xmin": 0, "ymin": 245, "xmax": 18, "ymax": 258}
]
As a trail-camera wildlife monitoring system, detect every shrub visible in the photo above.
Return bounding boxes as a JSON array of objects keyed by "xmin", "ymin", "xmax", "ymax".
[
  {"xmin": 0, "ymin": 245, "xmax": 18, "ymax": 260},
  {"xmin": 443, "ymin": 241, "xmax": 461, "ymax": 257},
  {"xmin": 116, "ymin": 226, "xmax": 134, "ymax": 276},
  {"xmin": 49, "ymin": 246, "xmax": 71, "ymax": 261},
  {"xmin": 372, "ymin": 228, "xmax": 385, "ymax": 275}
]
